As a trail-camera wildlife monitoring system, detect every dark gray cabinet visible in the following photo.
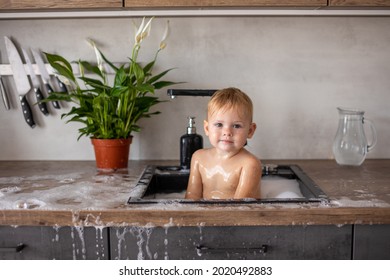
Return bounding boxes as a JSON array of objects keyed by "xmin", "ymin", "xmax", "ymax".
[
  {"xmin": 3, "ymin": 224, "xmax": 389, "ymax": 259},
  {"xmin": 110, "ymin": 225, "xmax": 353, "ymax": 260},
  {"xmin": 353, "ymin": 224, "xmax": 390, "ymax": 260},
  {"xmin": 0, "ymin": 226, "xmax": 109, "ymax": 260}
]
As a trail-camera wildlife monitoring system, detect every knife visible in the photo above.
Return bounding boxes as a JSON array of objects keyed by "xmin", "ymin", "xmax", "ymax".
[
  {"xmin": 22, "ymin": 48, "xmax": 49, "ymax": 116},
  {"xmin": 0, "ymin": 73, "xmax": 10, "ymax": 110},
  {"xmin": 31, "ymin": 48, "xmax": 61, "ymax": 109},
  {"xmin": 4, "ymin": 37, "xmax": 35, "ymax": 128},
  {"xmin": 54, "ymin": 74, "xmax": 68, "ymax": 94}
]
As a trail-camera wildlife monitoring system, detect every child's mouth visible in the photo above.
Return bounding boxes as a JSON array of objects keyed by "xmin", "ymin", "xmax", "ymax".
[{"xmin": 219, "ymin": 139, "xmax": 234, "ymax": 144}]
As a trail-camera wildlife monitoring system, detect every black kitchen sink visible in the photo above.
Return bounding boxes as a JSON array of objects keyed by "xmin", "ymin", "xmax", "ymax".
[{"xmin": 127, "ymin": 164, "xmax": 328, "ymax": 204}]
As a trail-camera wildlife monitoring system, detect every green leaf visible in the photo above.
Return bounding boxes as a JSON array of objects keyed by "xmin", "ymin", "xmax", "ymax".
[
  {"xmin": 45, "ymin": 53, "xmax": 72, "ymax": 72},
  {"xmin": 114, "ymin": 67, "xmax": 128, "ymax": 87},
  {"xmin": 44, "ymin": 52, "xmax": 76, "ymax": 82},
  {"xmin": 135, "ymin": 84, "xmax": 154, "ymax": 94},
  {"xmin": 147, "ymin": 68, "xmax": 175, "ymax": 84},
  {"xmin": 79, "ymin": 77, "xmax": 107, "ymax": 91},
  {"xmin": 78, "ymin": 60, "xmax": 104, "ymax": 79},
  {"xmin": 39, "ymin": 92, "xmax": 72, "ymax": 103},
  {"xmin": 153, "ymin": 81, "xmax": 181, "ymax": 90},
  {"xmin": 143, "ymin": 60, "xmax": 155, "ymax": 74},
  {"xmin": 98, "ymin": 48, "xmax": 119, "ymax": 72},
  {"xmin": 131, "ymin": 61, "xmax": 145, "ymax": 84}
]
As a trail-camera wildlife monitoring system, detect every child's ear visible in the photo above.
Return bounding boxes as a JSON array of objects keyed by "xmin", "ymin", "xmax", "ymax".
[
  {"xmin": 247, "ymin": 123, "xmax": 257, "ymax": 139},
  {"xmin": 203, "ymin": 120, "xmax": 210, "ymax": 136}
]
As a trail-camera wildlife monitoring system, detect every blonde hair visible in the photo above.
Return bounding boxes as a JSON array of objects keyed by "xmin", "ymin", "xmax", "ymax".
[{"xmin": 207, "ymin": 87, "xmax": 253, "ymax": 122}]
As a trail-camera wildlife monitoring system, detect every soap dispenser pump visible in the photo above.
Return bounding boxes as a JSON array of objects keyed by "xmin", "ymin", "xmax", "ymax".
[{"xmin": 180, "ymin": 116, "xmax": 203, "ymax": 170}]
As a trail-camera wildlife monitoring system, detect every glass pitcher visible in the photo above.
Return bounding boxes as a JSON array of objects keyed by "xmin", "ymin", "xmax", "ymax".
[{"xmin": 332, "ymin": 107, "xmax": 377, "ymax": 166}]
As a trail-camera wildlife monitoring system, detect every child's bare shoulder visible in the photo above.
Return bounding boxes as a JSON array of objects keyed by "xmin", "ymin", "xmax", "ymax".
[
  {"xmin": 192, "ymin": 148, "xmax": 212, "ymax": 161},
  {"xmin": 193, "ymin": 148, "xmax": 207, "ymax": 157},
  {"xmin": 240, "ymin": 150, "xmax": 261, "ymax": 168}
]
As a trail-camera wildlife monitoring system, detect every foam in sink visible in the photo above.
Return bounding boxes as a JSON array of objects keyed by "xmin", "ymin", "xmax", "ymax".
[
  {"xmin": 261, "ymin": 176, "xmax": 303, "ymax": 199},
  {"xmin": 143, "ymin": 175, "xmax": 303, "ymax": 200}
]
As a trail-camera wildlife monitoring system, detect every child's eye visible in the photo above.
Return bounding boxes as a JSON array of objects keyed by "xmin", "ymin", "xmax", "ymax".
[
  {"xmin": 214, "ymin": 122, "xmax": 223, "ymax": 128},
  {"xmin": 233, "ymin": 124, "xmax": 242, "ymax": 129}
]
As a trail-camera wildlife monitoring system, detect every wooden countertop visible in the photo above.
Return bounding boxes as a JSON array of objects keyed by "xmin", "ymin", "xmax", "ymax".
[{"xmin": 0, "ymin": 160, "xmax": 389, "ymax": 227}]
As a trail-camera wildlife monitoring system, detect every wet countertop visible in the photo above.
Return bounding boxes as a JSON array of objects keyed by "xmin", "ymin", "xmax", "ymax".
[{"xmin": 0, "ymin": 159, "xmax": 389, "ymax": 227}]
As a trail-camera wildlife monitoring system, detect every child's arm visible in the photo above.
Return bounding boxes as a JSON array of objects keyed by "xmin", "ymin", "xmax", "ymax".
[
  {"xmin": 185, "ymin": 151, "xmax": 203, "ymax": 199},
  {"xmin": 234, "ymin": 157, "xmax": 262, "ymax": 199}
]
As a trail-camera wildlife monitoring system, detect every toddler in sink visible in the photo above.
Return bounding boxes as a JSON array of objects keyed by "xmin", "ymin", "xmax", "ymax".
[{"xmin": 185, "ymin": 87, "xmax": 261, "ymax": 200}]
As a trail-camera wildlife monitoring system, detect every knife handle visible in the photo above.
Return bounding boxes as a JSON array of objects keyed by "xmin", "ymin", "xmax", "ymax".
[
  {"xmin": 56, "ymin": 76, "xmax": 68, "ymax": 93},
  {"xmin": 44, "ymin": 83, "xmax": 61, "ymax": 109},
  {"xmin": 34, "ymin": 87, "xmax": 49, "ymax": 116},
  {"xmin": 20, "ymin": 95, "xmax": 36, "ymax": 128}
]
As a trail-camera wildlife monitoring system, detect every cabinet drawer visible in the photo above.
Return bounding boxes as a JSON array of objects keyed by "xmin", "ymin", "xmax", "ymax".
[
  {"xmin": 353, "ymin": 224, "xmax": 390, "ymax": 260},
  {"xmin": 0, "ymin": 226, "xmax": 109, "ymax": 260},
  {"xmin": 110, "ymin": 225, "xmax": 352, "ymax": 260}
]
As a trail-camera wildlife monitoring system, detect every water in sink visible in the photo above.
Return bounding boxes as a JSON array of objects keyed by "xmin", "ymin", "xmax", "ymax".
[
  {"xmin": 128, "ymin": 164, "xmax": 327, "ymax": 204},
  {"xmin": 143, "ymin": 176, "xmax": 303, "ymax": 199}
]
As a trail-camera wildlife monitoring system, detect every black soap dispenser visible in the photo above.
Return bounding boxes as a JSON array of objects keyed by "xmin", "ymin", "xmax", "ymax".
[{"xmin": 180, "ymin": 116, "xmax": 203, "ymax": 170}]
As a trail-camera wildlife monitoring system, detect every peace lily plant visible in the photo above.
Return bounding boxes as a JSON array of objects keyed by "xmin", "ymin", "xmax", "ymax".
[{"xmin": 44, "ymin": 17, "xmax": 178, "ymax": 140}]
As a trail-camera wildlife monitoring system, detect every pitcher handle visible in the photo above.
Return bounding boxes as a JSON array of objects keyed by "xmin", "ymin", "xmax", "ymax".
[{"xmin": 363, "ymin": 118, "xmax": 377, "ymax": 152}]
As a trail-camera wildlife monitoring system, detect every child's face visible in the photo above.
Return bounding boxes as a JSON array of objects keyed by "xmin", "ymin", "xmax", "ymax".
[{"xmin": 204, "ymin": 106, "xmax": 256, "ymax": 154}]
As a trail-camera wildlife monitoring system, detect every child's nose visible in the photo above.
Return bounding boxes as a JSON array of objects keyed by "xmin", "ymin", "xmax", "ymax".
[{"xmin": 223, "ymin": 126, "xmax": 233, "ymax": 136}]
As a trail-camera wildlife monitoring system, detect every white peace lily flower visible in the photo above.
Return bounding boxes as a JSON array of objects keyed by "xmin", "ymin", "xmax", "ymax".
[
  {"xmin": 134, "ymin": 17, "xmax": 145, "ymax": 44},
  {"xmin": 142, "ymin": 19, "xmax": 152, "ymax": 40},
  {"xmin": 159, "ymin": 20, "xmax": 170, "ymax": 50},
  {"xmin": 87, "ymin": 39, "xmax": 105, "ymax": 74},
  {"xmin": 135, "ymin": 17, "xmax": 153, "ymax": 44}
]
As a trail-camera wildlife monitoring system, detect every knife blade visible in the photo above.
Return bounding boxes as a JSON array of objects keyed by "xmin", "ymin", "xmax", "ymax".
[
  {"xmin": 4, "ymin": 37, "xmax": 35, "ymax": 128},
  {"xmin": 22, "ymin": 48, "xmax": 49, "ymax": 116},
  {"xmin": 0, "ymin": 73, "xmax": 10, "ymax": 110},
  {"xmin": 31, "ymin": 48, "xmax": 61, "ymax": 109}
]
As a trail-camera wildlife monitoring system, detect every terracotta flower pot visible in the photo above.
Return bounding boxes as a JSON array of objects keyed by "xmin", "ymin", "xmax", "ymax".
[{"xmin": 91, "ymin": 137, "xmax": 132, "ymax": 170}]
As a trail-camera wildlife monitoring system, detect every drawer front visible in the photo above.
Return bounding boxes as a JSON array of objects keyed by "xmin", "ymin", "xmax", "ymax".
[
  {"xmin": 110, "ymin": 225, "xmax": 352, "ymax": 260},
  {"xmin": 0, "ymin": 226, "xmax": 109, "ymax": 260},
  {"xmin": 353, "ymin": 224, "xmax": 390, "ymax": 260}
]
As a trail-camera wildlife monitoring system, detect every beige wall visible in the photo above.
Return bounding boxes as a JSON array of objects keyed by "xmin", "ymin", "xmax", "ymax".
[{"xmin": 0, "ymin": 16, "xmax": 389, "ymax": 160}]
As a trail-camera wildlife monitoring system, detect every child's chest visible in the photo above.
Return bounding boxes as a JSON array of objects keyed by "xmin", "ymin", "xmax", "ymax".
[{"xmin": 200, "ymin": 162, "xmax": 242, "ymax": 187}]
